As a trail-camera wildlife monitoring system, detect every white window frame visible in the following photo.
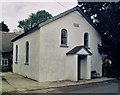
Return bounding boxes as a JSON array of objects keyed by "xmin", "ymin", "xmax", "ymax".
[
  {"xmin": 1, "ymin": 59, "xmax": 8, "ymax": 66},
  {"xmin": 61, "ymin": 29, "xmax": 68, "ymax": 47},
  {"xmin": 15, "ymin": 45, "xmax": 18, "ymax": 64},
  {"xmin": 84, "ymin": 33, "xmax": 89, "ymax": 48},
  {"xmin": 25, "ymin": 41, "xmax": 29, "ymax": 65}
]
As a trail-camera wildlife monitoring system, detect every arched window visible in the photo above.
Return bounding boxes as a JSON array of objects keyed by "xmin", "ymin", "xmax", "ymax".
[
  {"xmin": 25, "ymin": 41, "xmax": 29, "ymax": 64},
  {"xmin": 61, "ymin": 29, "xmax": 67, "ymax": 46},
  {"xmin": 15, "ymin": 45, "xmax": 18, "ymax": 63},
  {"xmin": 84, "ymin": 33, "xmax": 88, "ymax": 48}
]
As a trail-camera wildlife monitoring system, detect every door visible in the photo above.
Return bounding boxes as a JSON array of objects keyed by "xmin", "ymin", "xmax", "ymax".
[
  {"xmin": 78, "ymin": 55, "xmax": 87, "ymax": 80},
  {"xmin": 78, "ymin": 55, "xmax": 81, "ymax": 80}
]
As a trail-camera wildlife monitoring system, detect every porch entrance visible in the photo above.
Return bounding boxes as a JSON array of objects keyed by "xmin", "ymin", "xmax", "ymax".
[
  {"xmin": 66, "ymin": 45, "xmax": 92, "ymax": 81},
  {"xmin": 77, "ymin": 55, "xmax": 87, "ymax": 80}
]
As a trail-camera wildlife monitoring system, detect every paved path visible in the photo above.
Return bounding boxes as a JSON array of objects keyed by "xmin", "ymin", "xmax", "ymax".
[{"xmin": 1, "ymin": 72, "xmax": 116, "ymax": 93}]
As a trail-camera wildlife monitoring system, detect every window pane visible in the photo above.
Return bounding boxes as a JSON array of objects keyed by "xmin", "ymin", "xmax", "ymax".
[
  {"xmin": 5, "ymin": 60, "xmax": 8, "ymax": 66},
  {"xmin": 2, "ymin": 60, "xmax": 4, "ymax": 65},
  {"xmin": 2, "ymin": 59, "xmax": 8, "ymax": 66},
  {"xmin": 26, "ymin": 42, "xmax": 29, "ymax": 64},
  {"xmin": 61, "ymin": 40, "xmax": 63, "ymax": 44},
  {"xmin": 16, "ymin": 45, "xmax": 18, "ymax": 63},
  {"xmin": 84, "ymin": 33, "xmax": 88, "ymax": 47},
  {"xmin": 61, "ymin": 29, "xmax": 67, "ymax": 45}
]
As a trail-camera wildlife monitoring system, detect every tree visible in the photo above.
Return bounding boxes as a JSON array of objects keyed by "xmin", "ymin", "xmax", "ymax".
[
  {"xmin": 0, "ymin": 21, "xmax": 9, "ymax": 32},
  {"xmin": 78, "ymin": 2, "xmax": 120, "ymax": 77},
  {"xmin": 18, "ymin": 10, "xmax": 52, "ymax": 32}
]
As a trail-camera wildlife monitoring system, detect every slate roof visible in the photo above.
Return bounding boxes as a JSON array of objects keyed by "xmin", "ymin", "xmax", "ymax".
[
  {"xmin": 66, "ymin": 45, "xmax": 92, "ymax": 55},
  {"xmin": 11, "ymin": 6, "xmax": 98, "ymax": 42}
]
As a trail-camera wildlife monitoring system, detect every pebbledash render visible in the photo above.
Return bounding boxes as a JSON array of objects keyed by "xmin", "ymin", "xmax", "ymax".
[{"xmin": 11, "ymin": 6, "xmax": 103, "ymax": 82}]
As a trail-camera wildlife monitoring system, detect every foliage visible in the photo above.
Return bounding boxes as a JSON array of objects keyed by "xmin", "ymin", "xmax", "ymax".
[
  {"xmin": 18, "ymin": 10, "xmax": 52, "ymax": 32},
  {"xmin": 2, "ymin": 76, "xmax": 6, "ymax": 81},
  {"xmin": 78, "ymin": 2, "xmax": 120, "ymax": 77},
  {"xmin": 0, "ymin": 21, "xmax": 9, "ymax": 32}
]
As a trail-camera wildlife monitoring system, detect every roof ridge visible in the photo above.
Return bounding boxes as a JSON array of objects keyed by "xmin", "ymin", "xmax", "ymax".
[
  {"xmin": 38, "ymin": 6, "xmax": 79, "ymax": 28},
  {"xmin": 11, "ymin": 5, "xmax": 98, "ymax": 42}
]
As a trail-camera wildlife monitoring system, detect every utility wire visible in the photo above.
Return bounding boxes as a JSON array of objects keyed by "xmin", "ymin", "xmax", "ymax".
[
  {"xmin": 54, "ymin": 0, "xmax": 82, "ymax": 18},
  {"xmin": 54, "ymin": 0, "xmax": 98, "ymax": 26},
  {"xmin": 54, "ymin": 0, "xmax": 69, "ymax": 9}
]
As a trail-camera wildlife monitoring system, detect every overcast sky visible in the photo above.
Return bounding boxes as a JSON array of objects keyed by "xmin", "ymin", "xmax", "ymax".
[{"xmin": 1, "ymin": 0, "xmax": 77, "ymax": 32}]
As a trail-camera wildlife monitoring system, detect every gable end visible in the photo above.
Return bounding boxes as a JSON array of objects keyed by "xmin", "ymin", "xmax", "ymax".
[{"xmin": 11, "ymin": 6, "xmax": 99, "ymax": 42}]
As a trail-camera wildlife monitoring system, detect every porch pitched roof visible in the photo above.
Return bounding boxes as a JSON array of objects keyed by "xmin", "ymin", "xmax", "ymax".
[{"xmin": 66, "ymin": 45, "xmax": 92, "ymax": 55}]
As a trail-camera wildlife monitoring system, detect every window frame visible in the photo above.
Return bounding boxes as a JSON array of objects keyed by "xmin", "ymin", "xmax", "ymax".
[
  {"xmin": 25, "ymin": 41, "xmax": 29, "ymax": 65},
  {"xmin": 60, "ymin": 29, "xmax": 68, "ymax": 47},
  {"xmin": 15, "ymin": 45, "xmax": 18, "ymax": 64},
  {"xmin": 84, "ymin": 33, "xmax": 89, "ymax": 48},
  {"xmin": 1, "ymin": 59, "xmax": 8, "ymax": 66}
]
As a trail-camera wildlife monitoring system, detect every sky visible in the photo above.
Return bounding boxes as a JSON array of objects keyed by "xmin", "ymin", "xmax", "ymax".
[{"xmin": 1, "ymin": 0, "xmax": 78, "ymax": 32}]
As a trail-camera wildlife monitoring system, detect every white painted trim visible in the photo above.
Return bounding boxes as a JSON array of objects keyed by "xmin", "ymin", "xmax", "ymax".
[
  {"xmin": 77, "ymin": 48, "xmax": 90, "ymax": 55},
  {"xmin": 87, "ymin": 56, "xmax": 91, "ymax": 79},
  {"xmin": 1, "ymin": 58, "xmax": 8, "ymax": 66},
  {"xmin": 75, "ymin": 55, "xmax": 78, "ymax": 81}
]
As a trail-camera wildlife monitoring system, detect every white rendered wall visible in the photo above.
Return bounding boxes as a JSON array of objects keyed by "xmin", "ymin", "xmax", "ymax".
[
  {"xmin": 39, "ymin": 11, "xmax": 102, "ymax": 81},
  {"xmin": 13, "ymin": 10, "xmax": 102, "ymax": 82},
  {"xmin": 13, "ymin": 30, "xmax": 40, "ymax": 81},
  {"xmin": 65, "ymin": 55, "xmax": 77, "ymax": 81},
  {"xmin": 89, "ymin": 29, "xmax": 102, "ymax": 76},
  {"xmin": 87, "ymin": 56, "xmax": 91, "ymax": 79}
]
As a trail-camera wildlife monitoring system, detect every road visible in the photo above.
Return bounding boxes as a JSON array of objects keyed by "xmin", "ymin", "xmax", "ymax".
[
  {"xmin": 7, "ymin": 79, "xmax": 119, "ymax": 94},
  {"xmin": 49, "ymin": 79, "xmax": 119, "ymax": 93}
]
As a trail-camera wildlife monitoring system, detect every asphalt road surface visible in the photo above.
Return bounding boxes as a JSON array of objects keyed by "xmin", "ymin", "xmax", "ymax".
[{"xmin": 50, "ymin": 79, "xmax": 119, "ymax": 93}]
